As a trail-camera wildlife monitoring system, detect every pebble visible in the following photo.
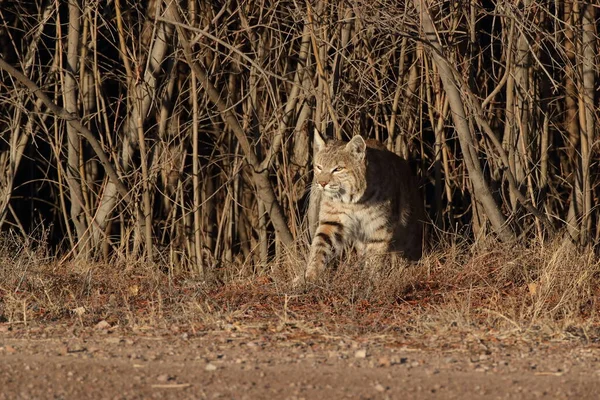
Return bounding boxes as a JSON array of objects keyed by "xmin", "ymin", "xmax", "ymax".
[
  {"xmin": 374, "ymin": 383, "xmax": 386, "ymax": 392},
  {"xmin": 157, "ymin": 374, "xmax": 177, "ymax": 382},
  {"xmin": 205, "ymin": 363, "xmax": 217, "ymax": 371},
  {"xmin": 391, "ymin": 356, "xmax": 407, "ymax": 365},
  {"xmin": 354, "ymin": 349, "xmax": 367, "ymax": 359}
]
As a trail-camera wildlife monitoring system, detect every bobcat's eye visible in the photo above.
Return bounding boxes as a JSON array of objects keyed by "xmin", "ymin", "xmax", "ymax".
[
  {"xmin": 332, "ymin": 166, "xmax": 344, "ymax": 173},
  {"xmin": 315, "ymin": 165, "xmax": 322, "ymax": 172}
]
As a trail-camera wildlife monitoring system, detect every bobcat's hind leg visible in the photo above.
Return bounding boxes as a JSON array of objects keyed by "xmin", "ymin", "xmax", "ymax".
[{"xmin": 354, "ymin": 239, "xmax": 390, "ymax": 279}]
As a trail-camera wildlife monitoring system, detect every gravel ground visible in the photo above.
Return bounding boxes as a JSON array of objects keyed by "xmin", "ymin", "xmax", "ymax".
[{"xmin": 1, "ymin": 323, "xmax": 599, "ymax": 399}]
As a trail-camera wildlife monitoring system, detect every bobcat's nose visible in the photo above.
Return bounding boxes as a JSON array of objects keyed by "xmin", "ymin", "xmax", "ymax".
[{"xmin": 318, "ymin": 180, "xmax": 328, "ymax": 188}]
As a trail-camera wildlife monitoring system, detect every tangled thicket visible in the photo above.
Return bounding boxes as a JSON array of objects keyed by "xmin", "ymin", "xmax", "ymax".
[{"xmin": 0, "ymin": 0, "xmax": 598, "ymax": 275}]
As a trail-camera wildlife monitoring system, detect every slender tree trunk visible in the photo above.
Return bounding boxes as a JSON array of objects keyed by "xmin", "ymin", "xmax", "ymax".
[
  {"xmin": 188, "ymin": 0, "xmax": 203, "ymax": 276},
  {"xmin": 0, "ymin": 2, "xmax": 55, "ymax": 230},
  {"xmin": 507, "ymin": 0, "xmax": 532, "ymax": 211},
  {"xmin": 413, "ymin": 0, "xmax": 514, "ymax": 242},
  {"xmin": 64, "ymin": 0, "xmax": 89, "ymax": 256},
  {"xmin": 579, "ymin": 2, "xmax": 596, "ymax": 244},
  {"xmin": 92, "ymin": 0, "xmax": 172, "ymax": 256},
  {"xmin": 563, "ymin": 1, "xmax": 582, "ymax": 242},
  {"xmin": 165, "ymin": 3, "xmax": 294, "ymax": 247}
]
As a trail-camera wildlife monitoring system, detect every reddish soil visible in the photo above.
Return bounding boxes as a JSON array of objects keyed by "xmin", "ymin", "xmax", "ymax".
[{"xmin": 1, "ymin": 323, "xmax": 599, "ymax": 399}]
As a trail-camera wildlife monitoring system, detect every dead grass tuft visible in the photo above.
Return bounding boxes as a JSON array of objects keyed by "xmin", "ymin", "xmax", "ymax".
[{"xmin": 0, "ymin": 234, "xmax": 598, "ymax": 341}]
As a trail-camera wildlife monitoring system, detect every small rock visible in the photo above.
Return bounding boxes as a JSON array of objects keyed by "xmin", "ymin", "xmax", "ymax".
[
  {"xmin": 391, "ymin": 356, "xmax": 407, "ymax": 365},
  {"xmin": 374, "ymin": 383, "xmax": 387, "ymax": 392},
  {"xmin": 354, "ymin": 349, "xmax": 367, "ymax": 359},
  {"xmin": 205, "ymin": 363, "xmax": 217, "ymax": 371},
  {"xmin": 156, "ymin": 374, "xmax": 171, "ymax": 382}
]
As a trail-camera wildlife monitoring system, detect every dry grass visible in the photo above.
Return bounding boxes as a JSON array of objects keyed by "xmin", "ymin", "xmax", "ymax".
[{"xmin": 0, "ymin": 234, "xmax": 598, "ymax": 342}]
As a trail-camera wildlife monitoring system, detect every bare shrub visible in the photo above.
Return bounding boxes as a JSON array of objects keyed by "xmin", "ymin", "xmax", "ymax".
[{"xmin": 0, "ymin": 1, "xmax": 598, "ymax": 270}]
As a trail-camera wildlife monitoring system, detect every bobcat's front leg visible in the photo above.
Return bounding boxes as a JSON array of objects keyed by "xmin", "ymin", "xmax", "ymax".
[{"xmin": 304, "ymin": 221, "xmax": 344, "ymax": 283}]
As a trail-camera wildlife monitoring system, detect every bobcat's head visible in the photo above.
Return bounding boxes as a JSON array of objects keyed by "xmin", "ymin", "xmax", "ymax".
[{"xmin": 313, "ymin": 133, "xmax": 367, "ymax": 203}]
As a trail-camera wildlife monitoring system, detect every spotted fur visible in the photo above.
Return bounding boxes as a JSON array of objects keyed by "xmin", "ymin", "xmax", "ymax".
[{"xmin": 303, "ymin": 133, "xmax": 425, "ymax": 283}]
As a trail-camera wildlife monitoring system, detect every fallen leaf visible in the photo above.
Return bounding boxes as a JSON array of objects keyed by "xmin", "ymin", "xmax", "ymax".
[
  {"xmin": 2, "ymin": 345, "xmax": 17, "ymax": 353},
  {"xmin": 377, "ymin": 357, "xmax": 391, "ymax": 367},
  {"xmin": 94, "ymin": 320, "xmax": 111, "ymax": 330},
  {"xmin": 527, "ymin": 282, "xmax": 538, "ymax": 295},
  {"xmin": 128, "ymin": 285, "xmax": 139, "ymax": 296},
  {"xmin": 71, "ymin": 307, "xmax": 86, "ymax": 316}
]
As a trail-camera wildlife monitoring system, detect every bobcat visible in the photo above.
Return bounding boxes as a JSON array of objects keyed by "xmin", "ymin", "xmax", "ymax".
[{"xmin": 301, "ymin": 133, "xmax": 425, "ymax": 283}]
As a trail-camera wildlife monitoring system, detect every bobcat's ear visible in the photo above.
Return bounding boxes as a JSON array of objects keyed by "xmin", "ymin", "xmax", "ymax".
[
  {"xmin": 314, "ymin": 128, "xmax": 326, "ymax": 152},
  {"xmin": 346, "ymin": 135, "xmax": 366, "ymax": 161}
]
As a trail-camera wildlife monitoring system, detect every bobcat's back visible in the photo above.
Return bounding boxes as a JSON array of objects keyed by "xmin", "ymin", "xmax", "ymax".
[{"xmin": 304, "ymin": 134, "xmax": 424, "ymax": 282}]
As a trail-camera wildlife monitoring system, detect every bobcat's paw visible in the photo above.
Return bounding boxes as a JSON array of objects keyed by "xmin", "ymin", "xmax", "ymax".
[{"xmin": 291, "ymin": 266, "xmax": 319, "ymax": 292}]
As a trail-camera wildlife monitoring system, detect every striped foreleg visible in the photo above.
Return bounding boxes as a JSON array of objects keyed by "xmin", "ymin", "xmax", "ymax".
[{"xmin": 305, "ymin": 220, "xmax": 345, "ymax": 282}]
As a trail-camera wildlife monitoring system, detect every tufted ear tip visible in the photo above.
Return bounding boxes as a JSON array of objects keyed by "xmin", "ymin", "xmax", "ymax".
[
  {"xmin": 346, "ymin": 135, "xmax": 366, "ymax": 160},
  {"xmin": 314, "ymin": 128, "xmax": 326, "ymax": 152}
]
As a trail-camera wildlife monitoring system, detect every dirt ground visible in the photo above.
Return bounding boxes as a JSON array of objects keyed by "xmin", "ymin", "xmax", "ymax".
[{"xmin": 1, "ymin": 323, "xmax": 599, "ymax": 400}]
